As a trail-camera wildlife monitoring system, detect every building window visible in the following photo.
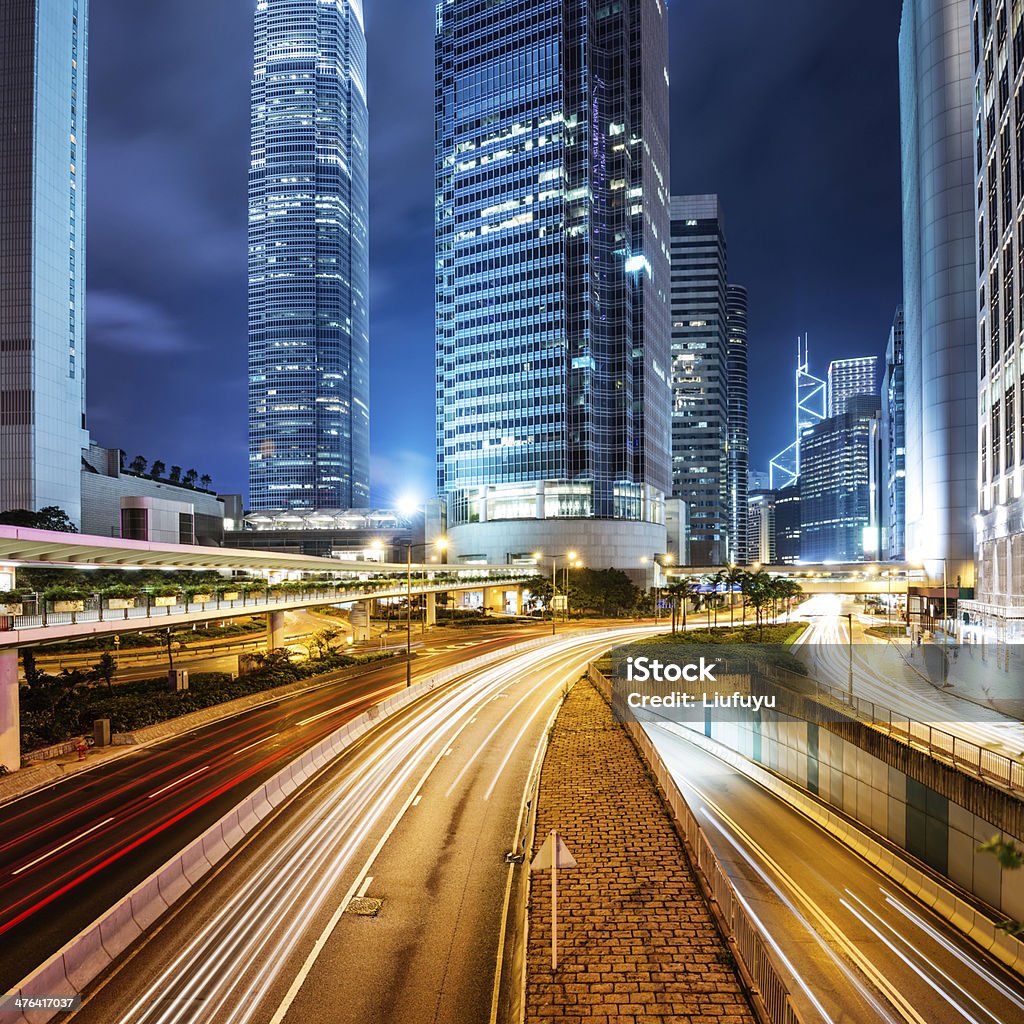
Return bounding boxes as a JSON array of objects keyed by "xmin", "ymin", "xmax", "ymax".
[
  {"xmin": 178, "ymin": 513, "xmax": 195, "ymax": 546},
  {"xmin": 121, "ymin": 508, "xmax": 147, "ymax": 541}
]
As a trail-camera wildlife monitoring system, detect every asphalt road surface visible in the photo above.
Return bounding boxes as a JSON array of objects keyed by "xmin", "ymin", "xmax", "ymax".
[
  {"xmin": 67, "ymin": 627, "xmax": 655, "ymax": 1024},
  {"xmin": 797, "ymin": 594, "xmax": 1024, "ymax": 761},
  {"xmin": 649, "ymin": 723, "xmax": 1024, "ymax": 1024},
  {"xmin": 0, "ymin": 626, "xmax": 543, "ymax": 990}
]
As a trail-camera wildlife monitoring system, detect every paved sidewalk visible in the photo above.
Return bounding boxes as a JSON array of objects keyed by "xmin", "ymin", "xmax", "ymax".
[{"xmin": 525, "ymin": 680, "xmax": 756, "ymax": 1023}]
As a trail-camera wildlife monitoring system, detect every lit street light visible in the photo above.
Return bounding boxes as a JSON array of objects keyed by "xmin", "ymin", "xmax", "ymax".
[{"xmin": 533, "ymin": 551, "xmax": 579, "ymax": 635}]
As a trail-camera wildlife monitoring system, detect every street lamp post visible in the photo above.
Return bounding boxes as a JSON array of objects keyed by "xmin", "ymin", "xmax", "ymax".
[
  {"xmin": 844, "ymin": 611, "xmax": 853, "ymax": 701},
  {"xmin": 403, "ymin": 537, "xmax": 448, "ymax": 687}
]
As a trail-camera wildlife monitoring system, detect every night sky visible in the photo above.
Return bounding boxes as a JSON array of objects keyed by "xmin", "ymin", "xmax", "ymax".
[{"xmin": 85, "ymin": 0, "xmax": 903, "ymax": 506}]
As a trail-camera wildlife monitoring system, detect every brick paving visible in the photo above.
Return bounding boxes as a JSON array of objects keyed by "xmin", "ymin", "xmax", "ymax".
[{"xmin": 525, "ymin": 680, "xmax": 756, "ymax": 1023}]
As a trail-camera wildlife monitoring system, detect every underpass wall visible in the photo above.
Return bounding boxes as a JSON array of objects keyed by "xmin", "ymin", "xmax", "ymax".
[{"xmin": 672, "ymin": 711, "xmax": 1024, "ymax": 924}]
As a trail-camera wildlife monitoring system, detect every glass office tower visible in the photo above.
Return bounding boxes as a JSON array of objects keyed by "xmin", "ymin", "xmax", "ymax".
[
  {"xmin": 726, "ymin": 284, "xmax": 749, "ymax": 564},
  {"xmin": 249, "ymin": 0, "xmax": 369, "ymax": 512},
  {"xmin": 434, "ymin": 0, "xmax": 672, "ymax": 567},
  {"xmin": 669, "ymin": 195, "xmax": 729, "ymax": 566},
  {"xmin": 0, "ymin": 0, "xmax": 89, "ymax": 526}
]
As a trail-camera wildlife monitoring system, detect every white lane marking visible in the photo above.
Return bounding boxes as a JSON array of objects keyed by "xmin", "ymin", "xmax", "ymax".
[
  {"xmin": 148, "ymin": 765, "xmax": 210, "ymax": 800},
  {"xmin": 482, "ymin": 679, "xmax": 569, "ymax": 801},
  {"xmin": 412, "ymin": 795, "xmax": 422, "ymax": 806},
  {"xmin": 443, "ymin": 747, "xmax": 453, "ymax": 757},
  {"xmin": 688, "ymin": 789, "xmax": 914, "ymax": 1024},
  {"xmin": 235, "ymin": 736, "xmax": 275, "ymax": 757},
  {"xmin": 840, "ymin": 893, "xmax": 990, "ymax": 1024},
  {"xmin": 355, "ymin": 875, "xmax": 373, "ymax": 899},
  {"xmin": 880, "ymin": 889, "xmax": 1024, "ymax": 1011},
  {"xmin": 12, "ymin": 817, "xmax": 117, "ymax": 875}
]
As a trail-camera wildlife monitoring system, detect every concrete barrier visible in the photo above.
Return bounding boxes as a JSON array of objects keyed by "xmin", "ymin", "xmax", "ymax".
[{"xmin": 8, "ymin": 629, "xmax": 606, "ymax": 1023}]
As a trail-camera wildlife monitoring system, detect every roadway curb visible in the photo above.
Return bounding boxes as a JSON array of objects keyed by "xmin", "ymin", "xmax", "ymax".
[
  {"xmin": 652, "ymin": 721, "xmax": 1024, "ymax": 978},
  {"xmin": 0, "ymin": 656, "xmax": 405, "ymax": 808},
  {"xmin": 6, "ymin": 632, "xmax": 574, "ymax": 1024}
]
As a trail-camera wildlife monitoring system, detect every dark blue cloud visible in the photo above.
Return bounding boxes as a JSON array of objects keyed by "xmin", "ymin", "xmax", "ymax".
[{"xmin": 86, "ymin": 0, "xmax": 902, "ymax": 502}]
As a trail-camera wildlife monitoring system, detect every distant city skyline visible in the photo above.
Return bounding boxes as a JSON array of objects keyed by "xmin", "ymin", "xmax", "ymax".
[{"xmin": 82, "ymin": 0, "xmax": 902, "ymax": 505}]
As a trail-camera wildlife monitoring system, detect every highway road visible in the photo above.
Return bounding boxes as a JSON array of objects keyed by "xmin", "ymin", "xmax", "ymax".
[
  {"xmin": 649, "ymin": 723, "xmax": 1024, "ymax": 1024},
  {"xmin": 797, "ymin": 594, "xmax": 1024, "ymax": 761},
  {"xmin": 0, "ymin": 624, "xmax": 547, "ymax": 990},
  {"xmin": 67, "ymin": 626, "xmax": 654, "ymax": 1024}
]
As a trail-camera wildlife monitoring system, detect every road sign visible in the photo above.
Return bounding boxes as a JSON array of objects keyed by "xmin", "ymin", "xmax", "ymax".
[
  {"xmin": 530, "ymin": 829, "xmax": 577, "ymax": 970},
  {"xmin": 551, "ymin": 595, "xmax": 568, "ymax": 612}
]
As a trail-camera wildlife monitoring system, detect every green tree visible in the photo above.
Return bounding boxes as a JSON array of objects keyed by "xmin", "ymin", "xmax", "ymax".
[
  {"xmin": 150, "ymin": 460, "xmax": 167, "ymax": 479},
  {"xmin": 129, "ymin": 455, "xmax": 147, "ymax": 475},
  {"xmin": 0, "ymin": 506, "xmax": 78, "ymax": 533},
  {"xmin": 168, "ymin": 466, "xmax": 182, "ymax": 483},
  {"xmin": 91, "ymin": 652, "xmax": 117, "ymax": 692},
  {"xmin": 978, "ymin": 836, "xmax": 1024, "ymax": 935},
  {"xmin": 723, "ymin": 566, "xmax": 746, "ymax": 626},
  {"xmin": 200, "ymin": 474, "xmax": 212, "ymax": 490},
  {"xmin": 183, "ymin": 468, "xmax": 198, "ymax": 487}
]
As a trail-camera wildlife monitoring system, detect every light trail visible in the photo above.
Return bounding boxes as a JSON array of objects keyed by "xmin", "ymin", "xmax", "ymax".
[{"xmin": 97, "ymin": 628, "xmax": 651, "ymax": 1024}]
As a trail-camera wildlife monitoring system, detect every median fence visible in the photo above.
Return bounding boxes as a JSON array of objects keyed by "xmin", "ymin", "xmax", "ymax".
[
  {"xmin": 589, "ymin": 664, "xmax": 806, "ymax": 1024},
  {"xmin": 6, "ymin": 630, "xmax": 592, "ymax": 1024}
]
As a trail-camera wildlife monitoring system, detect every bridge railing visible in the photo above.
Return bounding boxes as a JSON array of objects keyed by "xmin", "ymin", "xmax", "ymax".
[
  {"xmin": 0, "ymin": 573, "xmax": 534, "ymax": 634},
  {"xmin": 762, "ymin": 664, "xmax": 1024, "ymax": 795}
]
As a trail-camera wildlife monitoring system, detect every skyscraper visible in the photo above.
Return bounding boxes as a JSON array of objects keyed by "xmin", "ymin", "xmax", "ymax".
[
  {"xmin": 434, "ymin": 0, "xmax": 672, "ymax": 568},
  {"xmin": 881, "ymin": 308, "xmax": 906, "ymax": 560},
  {"xmin": 669, "ymin": 195, "xmax": 729, "ymax": 565},
  {"xmin": 0, "ymin": 0, "xmax": 89, "ymax": 526},
  {"xmin": 827, "ymin": 356, "xmax": 878, "ymax": 416},
  {"xmin": 899, "ymin": 0, "xmax": 976, "ymax": 585},
  {"xmin": 966, "ymin": 0, "xmax": 1024, "ymax": 627},
  {"xmin": 248, "ymin": 0, "xmax": 369, "ymax": 513},
  {"xmin": 800, "ymin": 395, "xmax": 879, "ymax": 562},
  {"xmin": 726, "ymin": 284, "xmax": 749, "ymax": 564}
]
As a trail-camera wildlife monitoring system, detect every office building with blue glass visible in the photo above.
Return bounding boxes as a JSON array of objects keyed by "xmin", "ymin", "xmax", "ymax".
[
  {"xmin": 434, "ymin": 0, "xmax": 672, "ymax": 567},
  {"xmin": 248, "ymin": 0, "xmax": 369, "ymax": 512},
  {"xmin": 0, "ymin": 0, "xmax": 89, "ymax": 525}
]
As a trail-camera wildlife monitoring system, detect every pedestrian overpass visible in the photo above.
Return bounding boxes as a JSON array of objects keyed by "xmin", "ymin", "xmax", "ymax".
[
  {"xmin": 0, "ymin": 525, "xmax": 541, "ymax": 770},
  {"xmin": 663, "ymin": 562, "xmax": 923, "ymax": 596}
]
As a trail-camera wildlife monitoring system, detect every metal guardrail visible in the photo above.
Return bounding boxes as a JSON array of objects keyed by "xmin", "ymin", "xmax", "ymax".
[
  {"xmin": 589, "ymin": 664, "xmax": 806, "ymax": 1024},
  {"xmin": 763, "ymin": 664, "xmax": 1024, "ymax": 795},
  {"xmin": 1, "ymin": 574, "xmax": 531, "ymax": 634}
]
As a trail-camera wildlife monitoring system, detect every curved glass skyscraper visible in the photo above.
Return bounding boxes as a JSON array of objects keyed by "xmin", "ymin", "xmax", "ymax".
[{"xmin": 248, "ymin": 0, "xmax": 369, "ymax": 512}]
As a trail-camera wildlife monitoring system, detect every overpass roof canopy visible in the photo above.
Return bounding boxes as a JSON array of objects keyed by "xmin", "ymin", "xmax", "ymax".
[{"xmin": 0, "ymin": 526, "xmax": 531, "ymax": 577}]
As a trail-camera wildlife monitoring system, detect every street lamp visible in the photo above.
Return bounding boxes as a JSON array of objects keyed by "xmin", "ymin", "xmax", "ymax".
[
  {"xmin": 533, "ymin": 551, "xmax": 579, "ymax": 635},
  {"xmin": 402, "ymin": 537, "xmax": 448, "ymax": 687}
]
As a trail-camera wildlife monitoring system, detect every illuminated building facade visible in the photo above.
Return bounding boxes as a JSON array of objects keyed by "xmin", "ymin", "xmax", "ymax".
[
  {"xmin": 434, "ymin": 0, "xmax": 672, "ymax": 567},
  {"xmin": 248, "ymin": 0, "xmax": 370, "ymax": 512}
]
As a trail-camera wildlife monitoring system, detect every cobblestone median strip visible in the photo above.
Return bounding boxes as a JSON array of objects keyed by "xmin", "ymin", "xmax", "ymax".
[{"xmin": 525, "ymin": 680, "xmax": 758, "ymax": 1023}]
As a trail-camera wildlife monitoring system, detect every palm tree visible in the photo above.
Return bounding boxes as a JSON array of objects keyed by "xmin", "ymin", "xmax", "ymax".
[
  {"xmin": 150, "ymin": 460, "xmax": 166, "ymax": 480},
  {"xmin": 664, "ymin": 579, "xmax": 698, "ymax": 633},
  {"xmin": 724, "ymin": 565, "xmax": 745, "ymax": 627},
  {"xmin": 183, "ymin": 468, "xmax": 198, "ymax": 487},
  {"xmin": 200, "ymin": 474, "xmax": 212, "ymax": 490},
  {"xmin": 740, "ymin": 569, "xmax": 773, "ymax": 638}
]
